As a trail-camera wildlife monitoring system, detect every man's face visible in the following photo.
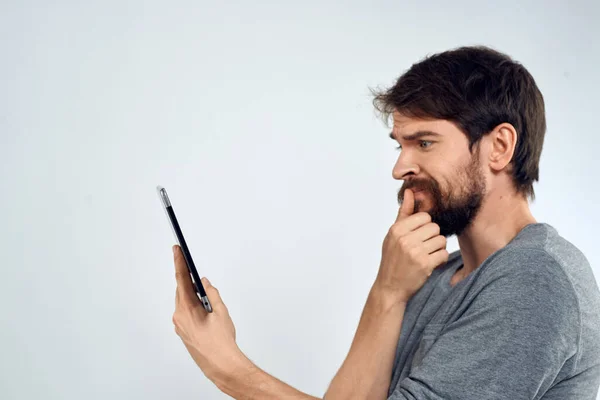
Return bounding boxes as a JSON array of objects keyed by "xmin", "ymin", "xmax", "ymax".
[{"xmin": 391, "ymin": 112, "xmax": 487, "ymax": 237}]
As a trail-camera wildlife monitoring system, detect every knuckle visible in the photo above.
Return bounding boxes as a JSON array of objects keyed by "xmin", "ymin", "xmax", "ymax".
[
  {"xmin": 408, "ymin": 247, "xmax": 421, "ymax": 259},
  {"xmin": 397, "ymin": 236, "xmax": 409, "ymax": 249},
  {"xmin": 387, "ymin": 224, "xmax": 394, "ymax": 235}
]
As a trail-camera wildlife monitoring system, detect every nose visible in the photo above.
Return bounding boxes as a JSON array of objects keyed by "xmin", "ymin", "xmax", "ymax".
[{"xmin": 392, "ymin": 152, "xmax": 419, "ymax": 180}]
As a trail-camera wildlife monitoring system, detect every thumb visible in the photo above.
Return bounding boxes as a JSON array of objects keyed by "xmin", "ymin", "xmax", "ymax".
[{"xmin": 397, "ymin": 188, "xmax": 415, "ymax": 222}]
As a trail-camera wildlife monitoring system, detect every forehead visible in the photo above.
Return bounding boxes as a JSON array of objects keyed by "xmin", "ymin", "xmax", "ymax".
[{"xmin": 391, "ymin": 111, "xmax": 464, "ymax": 140}]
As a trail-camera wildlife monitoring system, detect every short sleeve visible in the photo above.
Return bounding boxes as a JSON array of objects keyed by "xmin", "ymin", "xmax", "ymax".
[{"xmin": 388, "ymin": 250, "xmax": 580, "ymax": 400}]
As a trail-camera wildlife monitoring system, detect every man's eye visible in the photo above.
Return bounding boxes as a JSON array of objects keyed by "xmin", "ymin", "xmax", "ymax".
[{"xmin": 395, "ymin": 141, "xmax": 433, "ymax": 151}]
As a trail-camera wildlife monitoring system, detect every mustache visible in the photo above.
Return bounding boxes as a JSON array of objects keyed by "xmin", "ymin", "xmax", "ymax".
[{"xmin": 398, "ymin": 179, "xmax": 439, "ymax": 201}]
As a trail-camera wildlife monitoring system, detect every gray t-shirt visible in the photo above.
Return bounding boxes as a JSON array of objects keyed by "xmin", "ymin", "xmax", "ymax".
[{"xmin": 387, "ymin": 223, "xmax": 600, "ymax": 399}]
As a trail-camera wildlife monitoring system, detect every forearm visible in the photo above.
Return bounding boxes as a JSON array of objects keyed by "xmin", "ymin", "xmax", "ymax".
[
  {"xmin": 215, "ymin": 354, "xmax": 321, "ymax": 400},
  {"xmin": 325, "ymin": 285, "xmax": 406, "ymax": 400}
]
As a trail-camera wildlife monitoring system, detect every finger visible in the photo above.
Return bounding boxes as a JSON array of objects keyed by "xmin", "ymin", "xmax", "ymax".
[
  {"xmin": 396, "ymin": 188, "xmax": 415, "ymax": 222},
  {"xmin": 201, "ymin": 277, "xmax": 224, "ymax": 309},
  {"xmin": 173, "ymin": 245, "xmax": 200, "ymax": 306},
  {"xmin": 429, "ymin": 248, "xmax": 450, "ymax": 268},
  {"xmin": 391, "ymin": 212, "xmax": 432, "ymax": 237},
  {"xmin": 411, "ymin": 222, "xmax": 441, "ymax": 243},
  {"xmin": 422, "ymin": 235, "xmax": 447, "ymax": 254}
]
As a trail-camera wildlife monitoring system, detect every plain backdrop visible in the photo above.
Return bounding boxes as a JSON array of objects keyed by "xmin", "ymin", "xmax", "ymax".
[{"xmin": 1, "ymin": 1, "xmax": 599, "ymax": 399}]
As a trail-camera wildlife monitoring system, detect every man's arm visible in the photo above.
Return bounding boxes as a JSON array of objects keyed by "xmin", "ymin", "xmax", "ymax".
[
  {"xmin": 324, "ymin": 284, "xmax": 406, "ymax": 400},
  {"xmin": 213, "ymin": 283, "xmax": 406, "ymax": 400},
  {"xmin": 214, "ymin": 357, "xmax": 321, "ymax": 400}
]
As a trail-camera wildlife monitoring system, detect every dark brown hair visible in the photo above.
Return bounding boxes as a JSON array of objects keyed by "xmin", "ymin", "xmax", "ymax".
[{"xmin": 373, "ymin": 45, "xmax": 546, "ymax": 201}]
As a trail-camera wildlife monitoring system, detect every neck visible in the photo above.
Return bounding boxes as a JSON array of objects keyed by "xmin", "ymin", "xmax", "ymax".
[{"xmin": 456, "ymin": 187, "xmax": 537, "ymax": 276}]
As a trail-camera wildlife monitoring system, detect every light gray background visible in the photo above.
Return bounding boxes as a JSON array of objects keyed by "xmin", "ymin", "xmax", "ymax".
[{"xmin": 1, "ymin": 1, "xmax": 599, "ymax": 399}]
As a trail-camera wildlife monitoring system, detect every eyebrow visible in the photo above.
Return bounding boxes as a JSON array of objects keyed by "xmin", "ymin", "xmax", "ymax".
[{"xmin": 389, "ymin": 130, "xmax": 442, "ymax": 141}]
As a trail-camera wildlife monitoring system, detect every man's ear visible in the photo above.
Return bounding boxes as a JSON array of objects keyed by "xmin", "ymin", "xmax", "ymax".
[{"xmin": 487, "ymin": 123, "xmax": 518, "ymax": 173}]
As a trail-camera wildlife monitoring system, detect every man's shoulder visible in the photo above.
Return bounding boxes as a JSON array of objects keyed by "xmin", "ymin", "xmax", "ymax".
[
  {"xmin": 481, "ymin": 222, "xmax": 590, "ymax": 281},
  {"xmin": 473, "ymin": 223, "xmax": 600, "ymax": 327}
]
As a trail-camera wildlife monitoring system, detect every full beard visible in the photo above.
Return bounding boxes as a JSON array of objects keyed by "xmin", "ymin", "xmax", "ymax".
[{"xmin": 397, "ymin": 156, "xmax": 486, "ymax": 238}]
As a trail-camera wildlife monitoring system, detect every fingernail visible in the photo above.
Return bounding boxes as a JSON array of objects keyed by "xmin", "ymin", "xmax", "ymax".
[
  {"xmin": 172, "ymin": 245, "xmax": 177, "ymax": 254},
  {"xmin": 202, "ymin": 277, "xmax": 211, "ymax": 286}
]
